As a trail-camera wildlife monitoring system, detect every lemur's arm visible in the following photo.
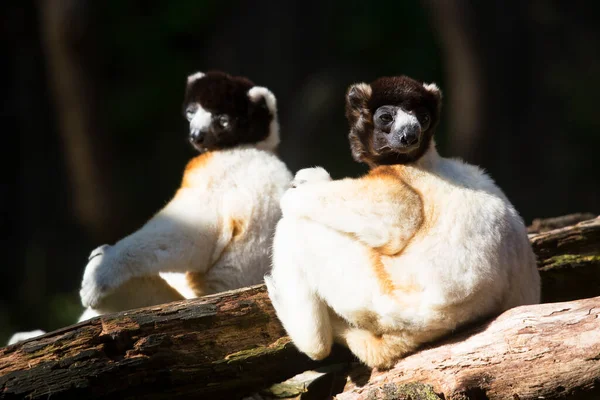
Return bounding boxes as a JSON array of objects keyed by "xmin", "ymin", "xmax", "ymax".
[
  {"xmin": 80, "ymin": 189, "xmax": 235, "ymax": 309},
  {"xmin": 281, "ymin": 168, "xmax": 423, "ymax": 256}
]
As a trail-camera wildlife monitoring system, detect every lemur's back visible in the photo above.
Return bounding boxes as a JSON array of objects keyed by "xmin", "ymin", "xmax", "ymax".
[
  {"xmin": 401, "ymin": 156, "xmax": 540, "ymax": 317},
  {"xmin": 438, "ymin": 157, "xmax": 540, "ymax": 309},
  {"xmin": 167, "ymin": 147, "xmax": 292, "ymax": 295}
]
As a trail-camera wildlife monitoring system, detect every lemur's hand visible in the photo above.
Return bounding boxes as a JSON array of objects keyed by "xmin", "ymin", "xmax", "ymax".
[
  {"xmin": 7, "ymin": 330, "xmax": 46, "ymax": 345},
  {"xmin": 290, "ymin": 167, "xmax": 331, "ymax": 188},
  {"xmin": 80, "ymin": 245, "xmax": 131, "ymax": 309},
  {"xmin": 281, "ymin": 167, "xmax": 332, "ymax": 218}
]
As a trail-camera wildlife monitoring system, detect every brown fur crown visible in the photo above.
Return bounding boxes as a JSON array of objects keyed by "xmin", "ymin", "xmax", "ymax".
[
  {"xmin": 182, "ymin": 71, "xmax": 276, "ymax": 150},
  {"xmin": 183, "ymin": 71, "xmax": 256, "ymax": 116},
  {"xmin": 345, "ymin": 75, "xmax": 442, "ymax": 166}
]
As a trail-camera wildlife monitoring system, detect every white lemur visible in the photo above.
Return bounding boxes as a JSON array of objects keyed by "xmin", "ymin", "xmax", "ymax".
[
  {"xmin": 79, "ymin": 70, "xmax": 292, "ymax": 312},
  {"xmin": 266, "ymin": 75, "xmax": 540, "ymax": 369},
  {"xmin": 8, "ymin": 71, "xmax": 291, "ymax": 345}
]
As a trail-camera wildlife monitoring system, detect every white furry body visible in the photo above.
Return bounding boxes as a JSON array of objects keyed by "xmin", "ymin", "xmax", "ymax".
[
  {"xmin": 266, "ymin": 145, "xmax": 540, "ymax": 368},
  {"xmin": 7, "ymin": 73, "xmax": 291, "ymax": 345},
  {"xmin": 8, "ymin": 119, "xmax": 291, "ymax": 346},
  {"xmin": 80, "ymin": 146, "xmax": 292, "ymax": 314}
]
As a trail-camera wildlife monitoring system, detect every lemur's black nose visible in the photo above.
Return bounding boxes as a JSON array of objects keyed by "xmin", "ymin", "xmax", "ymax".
[
  {"xmin": 400, "ymin": 130, "xmax": 418, "ymax": 146},
  {"xmin": 189, "ymin": 128, "xmax": 207, "ymax": 143}
]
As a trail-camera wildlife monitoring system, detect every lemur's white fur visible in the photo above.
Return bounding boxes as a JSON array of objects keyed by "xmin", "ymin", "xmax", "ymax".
[
  {"xmin": 393, "ymin": 109, "xmax": 419, "ymax": 132},
  {"xmin": 187, "ymin": 71, "xmax": 205, "ymax": 84},
  {"xmin": 423, "ymin": 82, "xmax": 440, "ymax": 95},
  {"xmin": 7, "ymin": 330, "xmax": 46, "ymax": 346},
  {"xmin": 7, "ymin": 76, "xmax": 292, "ymax": 345},
  {"xmin": 75, "ymin": 79, "xmax": 291, "ymax": 319},
  {"xmin": 79, "ymin": 145, "xmax": 292, "ymax": 314},
  {"xmin": 189, "ymin": 106, "xmax": 212, "ymax": 131},
  {"xmin": 290, "ymin": 166, "xmax": 331, "ymax": 187},
  {"xmin": 266, "ymin": 141, "xmax": 540, "ymax": 368},
  {"xmin": 248, "ymin": 86, "xmax": 281, "ymax": 152},
  {"xmin": 159, "ymin": 272, "xmax": 197, "ymax": 299}
]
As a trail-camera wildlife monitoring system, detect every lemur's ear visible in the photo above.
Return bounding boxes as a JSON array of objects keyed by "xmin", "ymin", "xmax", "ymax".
[
  {"xmin": 423, "ymin": 82, "xmax": 442, "ymax": 101},
  {"xmin": 248, "ymin": 86, "xmax": 277, "ymax": 116},
  {"xmin": 423, "ymin": 82, "xmax": 442, "ymax": 114},
  {"xmin": 345, "ymin": 83, "xmax": 372, "ymax": 124},
  {"xmin": 187, "ymin": 71, "xmax": 205, "ymax": 85},
  {"xmin": 346, "ymin": 83, "xmax": 372, "ymax": 109},
  {"xmin": 185, "ymin": 72, "xmax": 205, "ymax": 99}
]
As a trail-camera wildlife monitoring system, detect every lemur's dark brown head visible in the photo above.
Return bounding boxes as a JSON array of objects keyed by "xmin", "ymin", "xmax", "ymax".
[
  {"xmin": 345, "ymin": 75, "xmax": 442, "ymax": 167},
  {"xmin": 182, "ymin": 71, "xmax": 279, "ymax": 153}
]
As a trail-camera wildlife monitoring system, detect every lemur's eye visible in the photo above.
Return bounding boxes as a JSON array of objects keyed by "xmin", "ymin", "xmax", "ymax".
[
  {"xmin": 219, "ymin": 115, "xmax": 230, "ymax": 128},
  {"xmin": 185, "ymin": 106, "xmax": 196, "ymax": 121},
  {"xmin": 379, "ymin": 113, "xmax": 393, "ymax": 124}
]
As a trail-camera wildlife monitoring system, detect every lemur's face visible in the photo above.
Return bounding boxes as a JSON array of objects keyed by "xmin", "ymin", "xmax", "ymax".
[
  {"xmin": 345, "ymin": 76, "xmax": 442, "ymax": 166},
  {"xmin": 182, "ymin": 71, "xmax": 277, "ymax": 153},
  {"xmin": 372, "ymin": 104, "xmax": 431, "ymax": 154}
]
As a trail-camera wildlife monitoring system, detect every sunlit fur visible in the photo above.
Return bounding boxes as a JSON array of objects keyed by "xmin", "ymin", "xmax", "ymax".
[
  {"xmin": 266, "ymin": 75, "xmax": 540, "ymax": 369},
  {"xmin": 7, "ymin": 72, "xmax": 292, "ymax": 345},
  {"xmin": 76, "ymin": 72, "xmax": 292, "ymax": 318}
]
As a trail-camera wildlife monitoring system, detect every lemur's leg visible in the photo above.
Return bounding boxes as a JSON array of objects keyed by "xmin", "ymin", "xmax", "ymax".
[
  {"xmin": 79, "ymin": 275, "xmax": 185, "ymax": 317},
  {"xmin": 266, "ymin": 217, "xmax": 334, "ymax": 360},
  {"xmin": 80, "ymin": 190, "xmax": 231, "ymax": 309},
  {"xmin": 280, "ymin": 168, "xmax": 423, "ymax": 256}
]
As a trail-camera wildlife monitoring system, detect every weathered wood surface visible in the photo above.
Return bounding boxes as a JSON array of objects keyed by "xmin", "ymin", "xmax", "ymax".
[
  {"xmin": 531, "ymin": 216, "xmax": 600, "ymax": 302},
  {"xmin": 337, "ymin": 295, "xmax": 600, "ymax": 400},
  {"xmin": 0, "ymin": 286, "xmax": 352, "ymax": 400},
  {"xmin": 1, "ymin": 216, "xmax": 599, "ymax": 399},
  {"xmin": 527, "ymin": 212, "xmax": 597, "ymax": 233}
]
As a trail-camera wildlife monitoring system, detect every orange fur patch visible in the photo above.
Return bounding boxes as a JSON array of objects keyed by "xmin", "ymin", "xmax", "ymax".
[
  {"xmin": 185, "ymin": 271, "xmax": 207, "ymax": 297},
  {"xmin": 365, "ymin": 165, "xmax": 397, "ymax": 180},
  {"xmin": 370, "ymin": 250, "xmax": 395, "ymax": 295},
  {"xmin": 374, "ymin": 242, "xmax": 405, "ymax": 257},
  {"xmin": 350, "ymin": 309, "xmax": 385, "ymax": 334},
  {"xmin": 373, "ymin": 164, "xmax": 426, "ymax": 254},
  {"xmin": 365, "ymin": 164, "xmax": 426, "ymax": 297},
  {"xmin": 393, "ymin": 276, "xmax": 422, "ymax": 295},
  {"xmin": 230, "ymin": 218, "xmax": 246, "ymax": 240},
  {"xmin": 180, "ymin": 152, "xmax": 213, "ymax": 188},
  {"xmin": 395, "ymin": 164, "xmax": 439, "ymax": 240}
]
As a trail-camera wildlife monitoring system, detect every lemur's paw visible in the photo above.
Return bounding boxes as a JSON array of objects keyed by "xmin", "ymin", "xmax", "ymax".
[
  {"xmin": 7, "ymin": 330, "xmax": 46, "ymax": 345},
  {"xmin": 80, "ymin": 245, "xmax": 129, "ymax": 309},
  {"xmin": 290, "ymin": 167, "xmax": 331, "ymax": 188}
]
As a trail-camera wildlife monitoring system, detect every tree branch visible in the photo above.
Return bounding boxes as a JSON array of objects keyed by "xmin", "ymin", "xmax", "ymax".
[{"xmin": 338, "ymin": 295, "xmax": 600, "ymax": 400}]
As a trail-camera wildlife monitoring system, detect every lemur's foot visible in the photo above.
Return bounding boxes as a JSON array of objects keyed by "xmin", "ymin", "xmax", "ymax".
[
  {"xmin": 7, "ymin": 330, "xmax": 46, "ymax": 345},
  {"xmin": 290, "ymin": 167, "xmax": 331, "ymax": 188},
  {"xmin": 80, "ymin": 245, "xmax": 130, "ymax": 309}
]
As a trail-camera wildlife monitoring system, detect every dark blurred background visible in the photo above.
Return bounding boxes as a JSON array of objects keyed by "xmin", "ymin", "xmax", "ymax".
[{"xmin": 2, "ymin": 0, "xmax": 599, "ymax": 343}]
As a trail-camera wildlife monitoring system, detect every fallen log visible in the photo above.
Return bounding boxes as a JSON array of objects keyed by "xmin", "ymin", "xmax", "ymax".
[
  {"xmin": 1, "ymin": 216, "xmax": 599, "ymax": 399},
  {"xmin": 338, "ymin": 295, "xmax": 600, "ymax": 400},
  {"xmin": 526, "ymin": 212, "xmax": 597, "ymax": 233},
  {"xmin": 0, "ymin": 285, "xmax": 352, "ymax": 400},
  {"xmin": 530, "ymin": 216, "xmax": 600, "ymax": 302}
]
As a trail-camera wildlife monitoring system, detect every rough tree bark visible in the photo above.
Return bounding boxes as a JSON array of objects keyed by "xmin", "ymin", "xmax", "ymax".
[
  {"xmin": 0, "ymin": 217, "xmax": 598, "ymax": 399},
  {"xmin": 338, "ymin": 296, "xmax": 600, "ymax": 400},
  {"xmin": 531, "ymin": 216, "xmax": 600, "ymax": 303},
  {"xmin": 0, "ymin": 286, "xmax": 352, "ymax": 400}
]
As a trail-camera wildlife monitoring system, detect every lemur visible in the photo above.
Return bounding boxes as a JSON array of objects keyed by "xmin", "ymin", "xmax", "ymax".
[
  {"xmin": 266, "ymin": 75, "xmax": 540, "ymax": 369},
  {"xmin": 8, "ymin": 71, "xmax": 291, "ymax": 345},
  {"xmin": 79, "ymin": 71, "xmax": 292, "ymax": 313}
]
